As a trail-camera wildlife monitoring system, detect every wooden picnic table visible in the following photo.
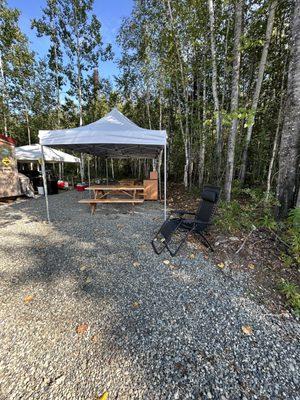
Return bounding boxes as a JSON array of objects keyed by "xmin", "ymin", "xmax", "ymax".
[
  {"xmin": 79, "ymin": 184, "xmax": 145, "ymax": 214},
  {"xmin": 86, "ymin": 184, "xmax": 144, "ymax": 199}
]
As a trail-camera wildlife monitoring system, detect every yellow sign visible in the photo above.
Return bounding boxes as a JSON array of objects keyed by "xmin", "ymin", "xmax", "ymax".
[{"xmin": 2, "ymin": 157, "xmax": 11, "ymax": 167}]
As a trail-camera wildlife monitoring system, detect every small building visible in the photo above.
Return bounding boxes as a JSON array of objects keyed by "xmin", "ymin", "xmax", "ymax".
[{"xmin": 0, "ymin": 134, "xmax": 21, "ymax": 199}]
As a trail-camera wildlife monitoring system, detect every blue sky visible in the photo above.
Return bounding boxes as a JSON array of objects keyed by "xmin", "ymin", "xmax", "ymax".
[{"xmin": 7, "ymin": 0, "xmax": 134, "ymax": 83}]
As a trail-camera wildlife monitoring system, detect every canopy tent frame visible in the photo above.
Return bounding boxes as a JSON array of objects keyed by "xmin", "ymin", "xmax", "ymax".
[
  {"xmin": 39, "ymin": 108, "xmax": 167, "ymax": 222},
  {"xmin": 40, "ymin": 144, "xmax": 167, "ymax": 222}
]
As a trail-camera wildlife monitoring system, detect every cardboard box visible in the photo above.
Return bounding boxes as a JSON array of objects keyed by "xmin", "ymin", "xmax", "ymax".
[{"xmin": 150, "ymin": 171, "xmax": 158, "ymax": 180}]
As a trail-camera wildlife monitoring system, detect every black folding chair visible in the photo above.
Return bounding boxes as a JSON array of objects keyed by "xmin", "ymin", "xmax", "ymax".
[{"xmin": 151, "ymin": 185, "xmax": 220, "ymax": 256}]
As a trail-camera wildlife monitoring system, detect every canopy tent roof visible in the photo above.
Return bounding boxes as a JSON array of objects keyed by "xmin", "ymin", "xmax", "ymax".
[
  {"xmin": 15, "ymin": 144, "xmax": 80, "ymax": 163},
  {"xmin": 38, "ymin": 108, "xmax": 167, "ymax": 158}
]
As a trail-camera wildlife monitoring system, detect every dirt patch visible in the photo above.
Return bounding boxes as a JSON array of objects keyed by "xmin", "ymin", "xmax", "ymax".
[{"xmin": 168, "ymin": 183, "xmax": 300, "ymax": 316}]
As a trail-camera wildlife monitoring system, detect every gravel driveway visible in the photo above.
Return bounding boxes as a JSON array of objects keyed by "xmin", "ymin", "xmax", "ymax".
[{"xmin": 0, "ymin": 191, "xmax": 299, "ymax": 400}]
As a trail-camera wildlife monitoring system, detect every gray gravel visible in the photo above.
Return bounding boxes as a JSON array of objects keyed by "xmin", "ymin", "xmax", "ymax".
[{"xmin": 0, "ymin": 190, "xmax": 299, "ymax": 400}]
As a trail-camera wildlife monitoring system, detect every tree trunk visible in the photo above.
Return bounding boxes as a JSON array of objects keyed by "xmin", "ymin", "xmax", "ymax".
[
  {"xmin": 0, "ymin": 50, "xmax": 8, "ymax": 136},
  {"xmin": 239, "ymin": 0, "xmax": 277, "ymax": 183},
  {"xmin": 73, "ymin": 5, "xmax": 83, "ymax": 126},
  {"xmin": 25, "ymin": 110, "xmax": 31, "ymax": 145},
  {"xmin": 49, "ymin": 5, "xmax": 61, "ymax": 128},
  {"xmin": 276, "ymin": 0, "xmax": 300, "ymax": 218},
  {"xmin": 208, "ymin": 0, "xmax": 222, "ymax": 181},
  {"xmin": 198, "ymin": 74, "xmax": 206, "ymax": 187},
  {"xmin": 224, "ymin": 0, "xmax": 243, "ymax": 201},
  {"xmin": 166, "ymin": 0, "xmax": 190, "ymax": 188},
  {"xmin": 221, "ymin": 18, "xmax": 230, "ymax": 110},
  {"xmin": 296, "ymin": 185, "xmax": 300, "ymax": 208},
  {"xmin": 265, "ymin": 70, "xmax": 286, "ymax": 202}
]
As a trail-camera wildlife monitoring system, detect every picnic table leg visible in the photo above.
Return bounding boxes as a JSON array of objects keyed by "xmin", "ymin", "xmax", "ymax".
[{"xmin": 90, "ymin": 203, "xmax": 96, "ymax": 215}]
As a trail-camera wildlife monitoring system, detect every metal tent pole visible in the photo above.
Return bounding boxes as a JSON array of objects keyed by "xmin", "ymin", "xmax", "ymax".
[
  {"xmin": 80, "ymin": 153, "xmax": 84, "ymax": 182},
  {"xmin": 106, "ymin": 158, "xmax": 108, "ymax": 184},
  {"xmin": 164, "ymin": 144, "xmax": 167, "ymax": 220},
  {"xmin": 41, "ymin": 145, "xmax": 50, "ymax": 223},
  {"xmin": 87, "ymin": 156, "xmax": 91, "ymax": 198}
]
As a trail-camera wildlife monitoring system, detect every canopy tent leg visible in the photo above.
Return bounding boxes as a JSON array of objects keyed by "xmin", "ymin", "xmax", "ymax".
[
  {"xmin": 41, "ymin": 145, "xmax": 50, "ymax": 223},
  {"xmin": 87, "ymin": 156, "xmax": 91, "ymax": 198},
  {"xmin": 80, "ymin": 153, "xmax": 84, "ymax": 182},
  {"xmin": 164, "ymin": 143, "xmax": 167, "ymax": 220},
  {"xmin": 111, "ymin": 158, "xmax": 114, "ymax": 179},
  {"xmin": 106, "ymin": 158, "xmax": 108, "ymax": 184}
]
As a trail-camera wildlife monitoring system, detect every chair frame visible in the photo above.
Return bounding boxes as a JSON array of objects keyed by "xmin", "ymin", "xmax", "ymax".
[{"xmin": 151, "ymin": 186, "xmax": 220, "ymax": 256}]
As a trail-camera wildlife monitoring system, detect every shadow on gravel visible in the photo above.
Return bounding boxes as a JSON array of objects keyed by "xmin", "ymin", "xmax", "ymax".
[{"xmin": 1, "ymin": 192, "xmax": 299, "ymax": 399}]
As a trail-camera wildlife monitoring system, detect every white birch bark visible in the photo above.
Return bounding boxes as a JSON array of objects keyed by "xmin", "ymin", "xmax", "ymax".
[
  {"xmin": 25, "ymin": 110, "xmax": 31, "ymax": 145},
  {"xmin": 265, "ymin": 70, "xmax": 286, "ymax": 202},
  {"xmin": 208, "ymin": 0, "xmax": 222, "ymax": 180},
  {"xmin": 224, "ymin": 0, "xmax": 243, "ymax": 201},
  {"xmin": 239, "ymin": 0, "xmax": 277, "ymax": 183},
  {"xmin": 166, "ymin": 0, "xmax": 190, "ymax": 188},
  {"xmin": 0, "ymin": 50, "xmax": 8, "ymax": 136},
  {"xmin": 198, "ymin": 74, "xmax": 206, "ymax": 187},
  {"xmin": 276, "ymin": 0, "xmax": 300, "ymax": 218}
]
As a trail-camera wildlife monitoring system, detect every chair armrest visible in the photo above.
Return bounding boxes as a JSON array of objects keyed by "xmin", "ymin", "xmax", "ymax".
[
  {"xmin": 170, "ymin": 210, "xmax": 196, "ymax": 216},
  {"xmin": 191, "ymin": 219, "xmax": 211, "ymax": 226},
  {"xmin": 180, "ymin": 218, "xmax": 210, "ymax": 225}
]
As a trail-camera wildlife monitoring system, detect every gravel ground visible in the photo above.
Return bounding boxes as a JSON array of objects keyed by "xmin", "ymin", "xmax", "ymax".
[{"xmin": 0, "ymin": 190, "xmax": 299, "ymax": 400}]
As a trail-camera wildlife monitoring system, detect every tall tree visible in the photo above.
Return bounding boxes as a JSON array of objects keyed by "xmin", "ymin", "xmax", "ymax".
[
  {"xmin": 239, "ymin": 0, "xmax": 278, "ymax": 183},
  {"xmin": 276, "ymin": 0, "xmax": 300, "ymax": 218},
  {"xmin": 207, "ymin": 0, "xmax": 222, "ymax": 181},
  {"xmin": 0, "ymin": 0, "xmax": 33, "ymax": 136},
  {"xmin": 224, "ymin": 0, "xmax": 243, "ymax": 201},
  {"xmin": 32, "ymin": 0, "xmax": 64, "ymax": 127},
  {"xmin": 58, "ymin": 0, "xmax": 111, "ymax": 126}
]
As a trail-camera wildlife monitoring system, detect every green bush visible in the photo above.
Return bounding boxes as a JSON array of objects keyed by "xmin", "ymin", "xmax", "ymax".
[
  {"xmin": 215, "ymin": 186, "xmax": 278, "ymax": 233},
  {"xmin": 283, "ymin": 208, "xmax": 300, "ymax": 266},
  {"xmin": 278, "ymin": 279, "xmax": 300, "ymax": 317}
]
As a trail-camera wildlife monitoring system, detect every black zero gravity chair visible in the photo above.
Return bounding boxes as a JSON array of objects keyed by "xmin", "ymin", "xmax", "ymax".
[{"xmin": 151, "ymin": 185, "xmax": 221, "ymax": 256}]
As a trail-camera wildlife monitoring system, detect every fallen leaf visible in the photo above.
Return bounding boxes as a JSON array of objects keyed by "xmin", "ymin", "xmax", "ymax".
[
  {"xmin": 190, "ymin": 253, "xmax": 195, "ymax": 259},
  {"xmin": 85, "ymin": 277, "xmax": 92, "ymax": 284},
  {"xmin": 96, "ymin": 391, "xmax": 109, "ymax": 400},
  {"xmin": 133, "ymin": 261, "xmax": 140, "ymax": 267},
  {"xmin": 80, "ymin": 265, "xmax": 87, "ymax": 271},
  {"xmin": 76, "ymin": 323, "xmax": 89, "ymax": 334},
  {"xmin": 248, "ymin": 263, "xmax": 255, "ymax": 270},
  {"xmin": 163, "ymin": 260, "xmax": 170, "ymax": 265},
  {"xmin": 242, "ymin": 325, "xmax": 253, "ymax": 335},
  {"xmin": 217, "ymin": 262, "xmax": 225, "ymax": 269},
  {"xmin": 91, "ymin": 334, "xmax": 98, "ymax": 343},
  {"xmin": 24, "ymin": 295, "xmax": 34, "ymax": 304},
  {"xmin": 132, "ymin": 301, "xmax": 140, "ymax": 309}
]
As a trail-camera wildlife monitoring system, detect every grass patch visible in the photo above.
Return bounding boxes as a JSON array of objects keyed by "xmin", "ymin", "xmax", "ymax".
[{"xmin": 278, "ymin": 280, "xmax": 300, "ymax": 317}]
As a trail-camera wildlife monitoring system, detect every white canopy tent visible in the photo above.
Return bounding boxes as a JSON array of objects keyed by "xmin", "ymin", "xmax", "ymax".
[
  {"xmin": 16, "ymin": 144, "xmax": 80, "ymax": 163},
  {"xmin": 39, "ymin": 108, "xmax": 167, "ymax": 222}
]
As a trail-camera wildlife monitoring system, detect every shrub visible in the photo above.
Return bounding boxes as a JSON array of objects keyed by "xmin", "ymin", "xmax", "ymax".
[{"xmin": 278, "ymin": 279, "xmax": 300, "ymax": 317}]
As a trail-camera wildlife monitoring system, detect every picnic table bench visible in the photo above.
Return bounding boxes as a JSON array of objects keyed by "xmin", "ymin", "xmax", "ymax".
[{"xmin": 78, "ymin": 184, "xmax": 145, "ymax": 214}]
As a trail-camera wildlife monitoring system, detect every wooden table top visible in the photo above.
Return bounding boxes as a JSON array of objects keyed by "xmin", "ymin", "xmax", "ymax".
[{"xmin": 86, "ymin": 185, "xmax": 144, "ymax": 191}]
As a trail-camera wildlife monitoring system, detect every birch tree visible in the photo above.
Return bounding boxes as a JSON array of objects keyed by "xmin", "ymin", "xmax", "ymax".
[
  {"xmin": 276, "ymin": 0, "xmax": 300, "ymax": 218},
  {"xmin": 224, "ymin": 0, "xmax": 243, "ymax": 201},
  {"xmin": 208, "ymin": 0, "xmax": 222, "ymax": 181},
  {"xmin": 32, "ymin": 0, "xmax": 63, "ymax": 127},
  {"xmin": 58, "ymin": 0, "xmax": 111, "ymax": 126},
  {"xmin": 0, "ymin": 1, "xmax": 33, "ymax": 136},
  {"xmin": 239, "ymin": 0, "xmax": 278, "ymax": 183}
]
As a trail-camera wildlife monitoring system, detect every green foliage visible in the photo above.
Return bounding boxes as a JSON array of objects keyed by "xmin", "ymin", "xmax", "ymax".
[
  {"xmin": 216, "ymin": 186, "xmax": 278, "ymax": 233},
  {"xmin": 283, "ymin": 208, "xmax": 300, "ymax": 266},
  {"xmin": 215, "ymin": 199, "xmax": 254, "ymax": 233},
  {"xmin": 278, "ymin": 280, "xmax": 300, "ymax": 317}
]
